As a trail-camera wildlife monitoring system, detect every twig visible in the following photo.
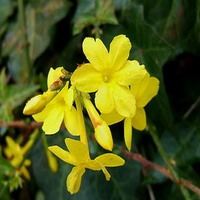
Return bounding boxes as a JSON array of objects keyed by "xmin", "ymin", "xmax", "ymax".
[
  {"xmin": 183, "ymin": 96, "xmax": 200, "ymax": 119},
  {"xmin": 0, "ymin": 120, "xmax": 66, "ymax": 131},
  {"xmin": 0, "ymin": 120, "xmax": 42, "ymax": 129},
  {"xmin": 122, "ymin": 150, "xmax": 200, "ymax": 196},
  {"xmin": 148, "ymin": 124, "xmax": 191, "ymax": 200}
]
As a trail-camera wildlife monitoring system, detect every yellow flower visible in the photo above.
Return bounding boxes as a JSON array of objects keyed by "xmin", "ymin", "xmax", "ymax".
[
  {"xmin": 48, "ymin": 138, "xmax": 125, "ymax": 194},
  {"xmin": 102, "ymin": 73, "xmax": 159, "ymax": 150},
  {"xmin": 33, "ymin": 83, "xmax": 80, "ymax": 135},
  {"xmin": 4, "ymin": 136, "xmax": 32, "ymax": 180},
  {"xmin": 23, "ymin": 67, "xmax": 64, "ymax": 115},
  {"xmin": 71, "ymin": 35, "xmax": 146, "ymax": 117}
]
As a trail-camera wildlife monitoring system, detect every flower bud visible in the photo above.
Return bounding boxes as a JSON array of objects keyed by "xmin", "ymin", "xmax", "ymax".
[
  {"xmin": 23, "ymin": 91, "xmax": 56, "ymax": 115},
  {"xmin": 83, "ymin": 97, "xmax": 113, "ymax": 151},
  {"xmin": 23, "ymin": 94, "xmax": 46, "ymax": 115},
  {"xmin": 95, "ymin": 121, "xmax": 113, "ymax": 151}
]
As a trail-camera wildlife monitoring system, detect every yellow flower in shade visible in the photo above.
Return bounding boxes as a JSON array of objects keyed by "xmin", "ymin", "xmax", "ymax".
[
  {"xmin": 4, "ymin": 136, "xmax": 32, "ymax": 180},
  {"xmin": 124, "ymin": 73, "xmax": 159, "ymax": 150},
  {"xmin": 48, "ymin": 138, "xmax": 125, "ymax": 194},
  {"xmin": 71, "ymin": 35, "xmax": 146, "ymax": 118},
  {"xmin": 102, "ymin": 73, "xmax": 159, "ymax": 151},
  {"xmin": 33, "ymin": 83, "xmax": 79, "ymax": 135},
  {"xmin": 130, "ymin": 73, "xmax": 160, "ymax": 129},
  {"xmin": 23, "ymin": 67, "xmax": 64, "ymax": 115}
]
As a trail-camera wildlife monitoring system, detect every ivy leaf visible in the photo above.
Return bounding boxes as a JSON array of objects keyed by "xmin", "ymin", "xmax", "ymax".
[
  {"xmin": 73, "ymin": 0, "xmax": 118, "ymax": 35},
  {"xmin": 2, "ymin": 0, "xmax": 71, "ymax": 83},
  {"xmin": 0, "ymin": 0, "xmax": 15, "ymax": 36},
  {"xmin": 26, "ymin": 0, "xmax": 72, "ymax": 62},
  {"xmin": 0, "ymin": 68, "xmax": 39, "ymax": 124}
]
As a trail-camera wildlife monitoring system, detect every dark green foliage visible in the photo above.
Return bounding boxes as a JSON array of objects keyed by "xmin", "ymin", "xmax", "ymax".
[{"xmin": 0, "ymin": 0, "xmax": 200, "ymax": 199}]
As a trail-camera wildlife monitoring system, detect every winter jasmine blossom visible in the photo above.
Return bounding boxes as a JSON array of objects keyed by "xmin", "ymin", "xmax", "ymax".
[
  {"xmin": 102, "ymin": 73, "xmax": 159, "ymax": 150},
  {"xmin": 23, "ymin": 67, "xmax": 64, "ymax": 115},
  {"xmin": 49, "ymin": 138, "xmax": 125, "ymax": 194},
  {"xmin": 71, "ymin": 35, "xmax": 146, "ymax": 118},
  {"xmin": 33, "ymin": 82, "xmax": 79, "ymax": 135},
  {"xmin": 4, "ymin": 136, "xmax": 32, "ymax": 180}
]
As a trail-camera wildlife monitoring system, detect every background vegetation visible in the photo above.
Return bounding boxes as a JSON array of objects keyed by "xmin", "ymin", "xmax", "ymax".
[{"xmin": 0, "ymin": 0, "xmax": 200, "ymax": 199}]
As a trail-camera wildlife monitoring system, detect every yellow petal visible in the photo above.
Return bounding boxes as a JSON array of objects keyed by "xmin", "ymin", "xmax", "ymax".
[
  {"xmin": 95, "ymin": 153, "xmax": 125, "ymax": 167},
  {"xmin": 114, "ymin": 60, "xmax": 147, "ymax": 86},
  {"xmin": 11, "ymin": 156, "xmax": 23, "ymax": 167},
  {"xmin": 4, "ymin": 136, "xmax": 20, "ymax": 157},
  {"xmin": 33, "ymin": 85, "xmax": 69, "ymax": 134},
  {"xmin": 48, "ymin": 146, "xmax": 75, "ymax": 165},
  {"xmin": 124, "ymin": 117, "xmax": 132, "ymax": 151},
  {"xmin": 71, "ymin": 63, "xmax": 103, "ymax": 92},
  {"xmin": 33, "ymin": 107, "xmax": 48, "ymax": 122},
  {"xmin": 95, "ymin": 83, "xmax": 114, "ymax": 114},
  {"xmin": 100, "ymin": 166, "xmax": 111, "ymax": 181},
  {"xmin": 67, "ymin": 166, "xmax": 85, "ymax": 194},
  {"xmin": 113, "ymin": 84, "xmax": 136, "ymax": 117},
  {"xmin": 131, "ymin": 107, "xmax": 146, "ymax": 130},
  {"xmin": 85, "ymin": 160, "xmax": 111, "ymax": 181},
  {"xmin": 41, "ymin": 105, "xmax": 64, "ymax": 134},
  {"xmin": 132, "ymin": 76, "xmax": 159, "ymax": 107},
  {"xmin": 65, "ymin": 138, "xmax": 90, "ymax": 161},
  {"xmin": 65, "ymin": 86, "xmax": 75, "ymax": 108},
  {"xmin": 64, "ymin": 106, "xmax": 80, "ymax": 136},
  {"xmin": 24, "ymin": 159, "xmax": 31, "ymax": 166},
  {"xmin": 47, "ymin": 67, "xmax": 64, "ymax": 89},
  {"xmin": 94, "ymin": 121, "xmax": 113, "ymax": 151},
  {"xmin": 20, "ymin": 165, "xmax": 30, "ymax": 180},
  {"xmin": 46, "ymin": 150, "xmax": 58, "ymax": 172},
  {"xmin": 101, "ymin": 110, "xmax": 124, "ymax": 125},
  {"xmin": 83, "ymin": 37, "xmax": 108, "ymax": 71},
  {"xmin": 108, "ymin": 35, "xmax": 131, "ymax": 71}
]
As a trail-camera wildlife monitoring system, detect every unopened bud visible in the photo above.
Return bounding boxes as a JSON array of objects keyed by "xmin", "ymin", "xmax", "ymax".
[
  {"xmin": 83, "ymin": 97, "xmax": 113, "ymax": 151},
  {"xmin": 23, "ymin": 91, "xmax": 56, "ymax": 115},
  {"xmin": 95, "ymin": 121, "xmax": 113, "ymax": 151},
  {"xmin": 49, "ymin": 79, "xmax": 65, "ymax": 91},
  {"xmin": 23, "ymin": 94, "xmax": 46, "ymax": 115}
]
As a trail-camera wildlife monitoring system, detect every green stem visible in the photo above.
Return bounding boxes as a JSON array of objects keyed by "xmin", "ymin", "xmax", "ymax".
[
  {"xmin": 18, "ymin": 0, "xmax": 32, "ymax": 83},
  {"xmin": 75, "ymin": 95, "xmax": 88, "ymax": 148},
  {"xmin": 93, "ymin": 23, "xmax": 101, "ymax": 38},
  {"xmin": 42, "ymin": 133, "xmax": 48, "ymax": 151},
  {"xmin": 148, "ymin": 124, "xmax": 191, "ymax": 200}
]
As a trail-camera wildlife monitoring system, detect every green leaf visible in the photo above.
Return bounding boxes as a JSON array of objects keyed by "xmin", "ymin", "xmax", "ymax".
[
  {"xmin": 0, "ymin": 0, "xmax": 15, "ymax": 36},
  {"xmin": 26, "ymin": 0, "xmax": 72, "ymax": 62},
  {"xmin": 0, "ymin": 147, "xmax": 14, "ymax": 199},
  {"xmin": 0, "ymin": 149, "xmax": 14, "ymax": 177},
  {"xmin": 2, "ymin": 0, "xmax": 71, "ymax": 82},
  {"xmin": 0, "ymin": 68, "xmax": 39, "ymax": 123},
  {"xmin": 73, "ymin": 0, "xmax": 118, "ymax": 35}
]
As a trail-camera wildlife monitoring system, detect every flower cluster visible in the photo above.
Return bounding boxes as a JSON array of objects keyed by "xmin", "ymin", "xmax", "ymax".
[
  {"xmin": 4, "ymin": 136, "xmax": 32, "ymax": 180},
  {"xmin": 23, "ymin": 34, "xmax": 159, "ymax": 194}
]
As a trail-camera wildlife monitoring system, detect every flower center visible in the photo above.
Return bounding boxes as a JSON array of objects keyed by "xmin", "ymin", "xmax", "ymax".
[{"xmin": 103, "ymin": 75, "xmax": 109, "ymax": 82}]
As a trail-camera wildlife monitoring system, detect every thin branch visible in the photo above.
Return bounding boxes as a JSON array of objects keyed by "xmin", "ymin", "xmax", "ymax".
[
  {"xmin": 0, "ymin": 120, "xmax": 42, "ymax": 129},
  {"xmin": 122, "ymin": 150, "xmax": 200, "ymax": 196},
  {"xmin": 148, "ymin": 124, "xmax": 191, "ymax": 200},
  {"xmin": 0, "ymin": 120, "xmax": 66, "ymax": 131},
  {"xmin": 183, "ymin": 95, "xmax": 200, "ymax": 119}
]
